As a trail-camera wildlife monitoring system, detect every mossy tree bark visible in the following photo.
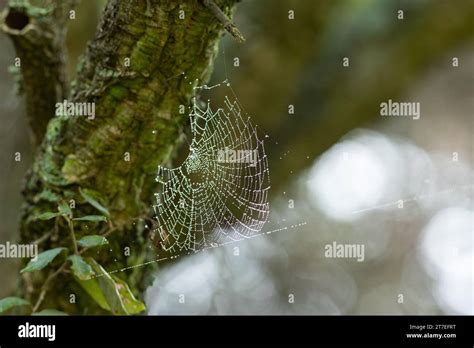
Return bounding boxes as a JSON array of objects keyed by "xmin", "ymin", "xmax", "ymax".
[
  {"xmin": 2, "ymin": 0, "xmax": 239, "ymax": 314},
  {"xmin": 2, "ymin": 0, "xmax": 78, "ymax": 146}
]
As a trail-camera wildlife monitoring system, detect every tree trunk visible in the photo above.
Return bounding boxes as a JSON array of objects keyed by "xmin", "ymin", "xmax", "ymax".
[{"xmin": 2, "ymin": 0, "xmax": 239, "ymax": 315}]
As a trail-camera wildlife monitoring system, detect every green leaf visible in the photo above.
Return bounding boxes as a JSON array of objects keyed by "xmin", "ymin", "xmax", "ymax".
[
  {"xmin": 36, "ymin": 212, "xmax": 60, "ymax": 221},
  {"xmin": 68, "ymin": 255, "xmax": 95, "ymax": 280},
  {"xmin": 58, "ymin": 201, "xmax": 72, "ymax": 217},
  {"xmin": 112, "ymin": 276, "xmax": 146, "ymax": 315},
  {"xmin": 0, "ymin": 297, "xmax": 31, "ymax": 314},
  {"xmin": 73, "ymin": 215, "xmax": 107, "ymax": 222},
  {"xmin": 79, "ymin": 189, "xmax": 110, "ymax": 216},
  {"xmin": 86, "ymin": 259, "xmax": 127, "ymax": 315},
  {"xmin": 75, "ymin": 276, "xmax": 111, "ymax": 311},
  {"xmin": 77, "ymin": 235, "xmax": 109, "ymax": 248},
  {"xmin": 20, "ymin": 247, "xmax": 67, "ymax": 273},
  {"xmin": 36, "ymin": 190, "xmax": 59, "ymax": 203},
  {"xmin": 86, "ymin": 258, "xmax": 145, "ymax": 315},
  {"xmin": 74, "ymin": 258, "xmax": 145, "ymax": 315},
  {"xmin": 32, "ymin": 309, "xmax": 68, "ymax": 316}
]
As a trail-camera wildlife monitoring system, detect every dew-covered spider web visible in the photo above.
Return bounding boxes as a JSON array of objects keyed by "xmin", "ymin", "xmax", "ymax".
[{"xmin": 153, "ymin": 81, "xmax": 270, "ymax": 253}]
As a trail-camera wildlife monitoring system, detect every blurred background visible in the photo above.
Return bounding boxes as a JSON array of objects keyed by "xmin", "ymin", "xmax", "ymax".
[{"xmin": 1, "ymin": 0, "xmax": 473, "ymax": 314}]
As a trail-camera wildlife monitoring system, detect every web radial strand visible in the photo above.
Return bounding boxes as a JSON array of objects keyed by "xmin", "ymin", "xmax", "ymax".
[{"xmin": 154, "ymin": 94, "xmax": 270, "ymax": 253}]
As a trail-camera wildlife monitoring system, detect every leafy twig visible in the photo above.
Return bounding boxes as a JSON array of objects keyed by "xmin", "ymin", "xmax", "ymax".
[
  {"xmin": 203, "ymin": 0, "xmax": 245, "ymax": 43},
  {"xmin": 65, "ymin": 217, "xmax": 78, "ymax": 255},
  {"xmin": 32, "ymin": 232, "xmax": 52, "ymax": 245},
  {"xmin": 32, "ymin": 262, "xmax": 67, "ymax": 312}
]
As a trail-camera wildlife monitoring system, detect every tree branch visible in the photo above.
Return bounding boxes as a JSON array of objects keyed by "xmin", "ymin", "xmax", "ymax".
[
  {"xmin": 1, "ymin": 0, "xmax": 78, "ymax": 147},
  {"xmin": 203, "ymin": 0, "xmax": 244, "ymax": 43}
]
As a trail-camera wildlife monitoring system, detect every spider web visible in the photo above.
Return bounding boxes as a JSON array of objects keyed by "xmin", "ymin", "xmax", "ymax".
[{"xmin": 153, "ymin": 83, "xmax": 270, "ymax": 253}]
